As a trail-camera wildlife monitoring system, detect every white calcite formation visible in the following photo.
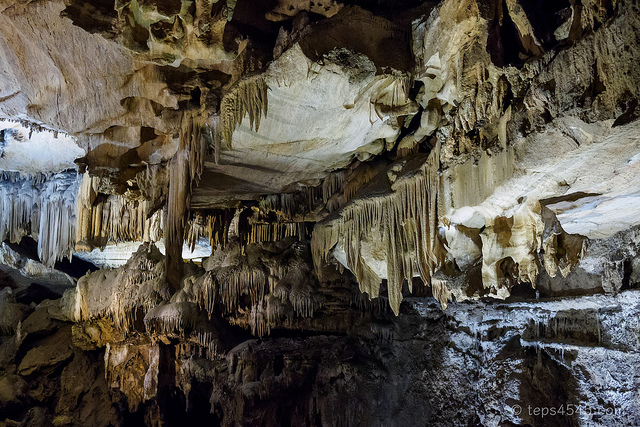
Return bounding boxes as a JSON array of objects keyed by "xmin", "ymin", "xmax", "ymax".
[
  {"xmin": 0, "ymin": 121, "xmax": 84, "ymax": 173},
  {"xmin": 0, "ymin": 0, "xmax": 636, "ymax": 317},
  {"xmin": 0, "ymin": 171, "xmax": 79, "ymax": 267},
  {"xmin": 0, "ymin": 0, "xmax": 639, "ymax": 425},
  {"xmin": 61, "ymin": 243, "xmax": 171, "ymax": 333}
]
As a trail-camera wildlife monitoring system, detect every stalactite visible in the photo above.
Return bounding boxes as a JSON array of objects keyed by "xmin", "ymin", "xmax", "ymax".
[
  {"xmin": 209, "ymin": 115, "xmax": 221, "ymax": 164},
  {"xmin": 322, "ymin": 171, "xmax": 345, "ymax": 204},
  {"xmin": 62, "ymin": 243, "xmax": 170, "ymax": 334},
  {"xmin": 430, "ymin": 277, "xmax": 454, "ymax": 310},
  {"xmin": 311, "ymin": 142, "xmax": 443, "ymax": 314},
  {"xmin": 166, "ymin": 111, "xmax": 209, "ymax": 289},
  {"xmin": 220, "ymin": 76, "xmax": 269, "ymax": 149},
  {"xmin": 143, "ymin": 302, "xmax": 198, "ymax": 337},
  {"xmin": 75, "ymin": 173, "xmax": 163, "ymax": 252},
  {"xmin": 0, "ymin": 171, "xmax": 79, "ymax": 267}
]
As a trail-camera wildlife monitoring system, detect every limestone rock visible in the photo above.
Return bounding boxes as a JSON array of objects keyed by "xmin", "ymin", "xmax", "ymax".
[
  {"xmin": 0, "ymin": 0, "xmax": 639, "ymax": 424},
  {"xmin": 17, "ymin": 327, "xmax": 73, "ymax": 376}
]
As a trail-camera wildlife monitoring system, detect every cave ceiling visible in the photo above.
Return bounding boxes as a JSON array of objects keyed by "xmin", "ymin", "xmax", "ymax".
[
  {"xmin": 1, "ymin": 0, "xmax": 640, "ymax": 425},
  {"xmin": 0, "ymin": 0, "xmax": 638, "ymax": 333}
]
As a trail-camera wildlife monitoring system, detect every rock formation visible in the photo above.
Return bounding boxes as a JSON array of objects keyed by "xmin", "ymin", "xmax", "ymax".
[{"xmin": 0, "ymin": 0, "xmax": 639, "ymax": 425}]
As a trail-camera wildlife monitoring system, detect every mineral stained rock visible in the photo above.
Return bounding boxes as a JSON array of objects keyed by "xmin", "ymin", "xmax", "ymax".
[{"xmin": 0, "ymin": 0, "xmax": 639, "ymax": 425}]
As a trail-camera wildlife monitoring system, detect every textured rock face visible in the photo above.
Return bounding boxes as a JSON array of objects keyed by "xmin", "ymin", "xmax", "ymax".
[{"xmin": 0, "ymin": 0, "xmax": 640, "ymax": 425}]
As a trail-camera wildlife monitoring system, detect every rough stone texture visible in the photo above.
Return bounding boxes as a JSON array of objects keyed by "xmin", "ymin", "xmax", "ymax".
[{"xmin": 0, "ymin": 0, "xmax": 639, "ymax": 425}]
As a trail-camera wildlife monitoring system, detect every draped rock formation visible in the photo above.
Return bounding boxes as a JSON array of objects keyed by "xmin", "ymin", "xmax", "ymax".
[{"xmin": 0, "ymin": 0, "xmax": 639, "ymax": 425}]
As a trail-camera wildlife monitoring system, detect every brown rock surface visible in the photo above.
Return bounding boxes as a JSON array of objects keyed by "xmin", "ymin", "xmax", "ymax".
[{"xmin": 0, "ymin": 0, "xmax": 639, "ymax": 425}]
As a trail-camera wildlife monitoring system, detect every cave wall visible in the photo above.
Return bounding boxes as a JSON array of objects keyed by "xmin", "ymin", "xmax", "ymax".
[{"xmin": 0, "ymin": 0, "xmax": 640, "ymax": 425}]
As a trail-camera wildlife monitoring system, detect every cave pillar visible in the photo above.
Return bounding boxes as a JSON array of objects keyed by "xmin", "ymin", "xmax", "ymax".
[
  {"xmin": 165, "ymin": 149, "xmax": 189, "ymax": 290},
  {"xmin": 165, "ymin": 111, "xmax": 207, "ymax": 290}
]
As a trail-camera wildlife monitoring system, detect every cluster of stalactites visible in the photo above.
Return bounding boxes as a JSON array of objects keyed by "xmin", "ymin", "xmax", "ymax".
[
  {"xmin": 185, "ymin": 210, "xmax": 234, "ymax": 251},
  {"xmin": 75, "ymin": 173, "xmax": 163, "ymax": 252},
  {"xmin": 246, "ymin": 221, "xmax": 307, "ymax": 245},
  {"xmin": 241, "ymin": 279, "xmax": 323, "ymax": 337},
  {"xmin": 322, "ymin": 171, "xmax": 345, "ymax": 205},
  {"xmin": 220, "ymin": 76, "xmax": 269, "ymax": 148},
  {"xmin": 271, "ymin": 266, "xmax": 322, "ymax": 319},
  {"xmin": 197, "ymin": 266, "xmax": 268, "ymax": 316},
  {"xmin": 143, "ymin": 302, "xmax": 221, "ymax": 357},
  {"xmin": 322, "ymin": 163, "xmax": 381, "ymax": 213},
  {"xmin": 182, "ymin": 111, "xmax": 209, "ymax": 191},
  {"xmin": 143, "ymin": 302, "xmax": 198, "ymax": 337},
  {"xmin": 185, "ymin": 198, "xmax": 314, "ymax": 253},
  {"xmin": 311, "ymin": 142, "xmax": 443, "ymax": 314},
  {"xmin": 136, "ymin": 163, "xmax": 169, "ymax": 212},
  {"xmin": 190, "ymin": 240, "xmax": 321, "ymax": 337},
  {"xmin": 257, "ymin": 191, "xmax": 320, "ymax": 220},
  {"xmin": 62, "ymin": 243, "xmax": 170, "ymax": 334},
  {"xmin": 195, "ymin": 264, "xmax": 274, "ymax": 336},
  {"xmin": 0, "ymin": 171, "xmax": 79, "ymax": 267}
]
